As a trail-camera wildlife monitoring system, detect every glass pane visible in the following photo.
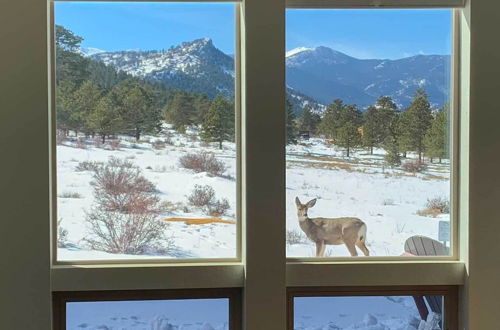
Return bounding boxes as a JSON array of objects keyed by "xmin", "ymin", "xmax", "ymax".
[
  {"xmin": 294, "ymin": 295, "xmax": 446, "ymax": 330},
  {"xmin": 55, "ymin": 2, "xmax": 237, "ymax": 261},
  {"xmin": 66, "ymin": 298, "xmax": 229, "ymax": 329},
  {"xmin": 286, "ymin": 9, "xmax": 453, "ymax": 257}
]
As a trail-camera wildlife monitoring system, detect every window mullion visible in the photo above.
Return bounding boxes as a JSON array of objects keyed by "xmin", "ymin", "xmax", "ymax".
[{"xmin": 241, "ymin": 0, "xmax": 287, "ymax": 329}]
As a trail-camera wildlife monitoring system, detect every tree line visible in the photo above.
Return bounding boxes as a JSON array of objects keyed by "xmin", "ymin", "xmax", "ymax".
[
  {"xmin": 56, "ymin": 25, "xmax": 234, "ymax": 147},
  {"xmin": 287, "ymin": 90, "xmax": 449, "ymax": 164}
]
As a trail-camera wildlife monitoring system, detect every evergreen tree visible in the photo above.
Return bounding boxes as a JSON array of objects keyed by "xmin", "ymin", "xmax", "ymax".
[
  {"xmin": 86, "ymin": 94, "xmax": 123, "ymax": 143},
  {"xmin": 71, "ymin": 81, "xmax": 103, "ymax": 135},
  {"xmin": 286, "ymin": 99, "xmax": 298, "ymax": 145},
  {"xmin": 318, "ymin": 99, "xmax": 344, "ymax": 139},
  {"xmin": 115, "ymin": 80, "xmax": 161, "ymax": 141},
  {"xmin": 362, "ymin": 96, "xmax": 398, "ymax": 154},
  {"xmin": 424, "ymin": 104, "xmax": 449, "ymax": 163},
  {"xmin": 201, "ymin": 94, "xmax": 234, "ymax": 149},
  {"xmin": 193, "ymin": 94, "xmax": 212, "ymax": 125},
  {"xmin": 164, "ymin": 90, "xmax": 196, "ymax": 133},
  {"xmin": 56, "ymin": 79, "xmax": 78, "ymax": 135},
  {"xmin": 398, "ymin": 89, "xmax": 433, "ymax": 161},
  {"xmin": 298, "ymin": 106, "xmax": 321, "ymax": 134},
  {"xmin": 336, "ymin": 104, "xmax": 363, "ymax": 157},
  {"xmin": 55, "ymin": 25, "xmax": 89, "ymax": 85}
]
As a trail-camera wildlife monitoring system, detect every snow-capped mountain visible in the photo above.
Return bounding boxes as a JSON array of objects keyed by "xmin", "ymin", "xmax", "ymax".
[
  {"xmin": 87, "ymin": 38, "xmax": 449, "ymax": 111},
  {"xmin": 79, "ymin": 47, "xmax": 106, "ymax": 57},
  {"xmin": 286, "ymin": 46, "xmax": 450, "ymax": 108},
  {"xmin": 90, "ymin": 38, "xmax": 235, "ymax": 99}
]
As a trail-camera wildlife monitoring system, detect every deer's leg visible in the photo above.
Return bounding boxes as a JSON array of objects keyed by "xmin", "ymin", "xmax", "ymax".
[
  {"xmin": 356, "ymin": 240, "xmax": 369, "ymax": 256},
  {"xmin": 315, "ymin": 241, "xmax": 325, "ymax": 257},
  {"xmin": 345, "ymin": 240, "xmax": 358, "ymax": 257}
]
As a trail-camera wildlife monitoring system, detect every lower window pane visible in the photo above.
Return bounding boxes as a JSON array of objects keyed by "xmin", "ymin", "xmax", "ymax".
[
  {"xmin": 294, "ymin": 295, "xmax": 445, "ymax": 330},
  {"xmin": 65, "ymin": 298, "xmax": 229, "ymax": 329}
]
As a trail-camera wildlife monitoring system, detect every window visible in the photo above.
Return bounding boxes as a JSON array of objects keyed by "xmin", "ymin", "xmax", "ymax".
[
  {"xmin": 285, "ymin": 9, "xmax": 456, "ymax": 258},
  {"xmin": 52, "ymin": 2, "xmax": 240, "ymax": 262},
  {"xmin": 15, "ymin": 0, "xmax": 464, "ymax": 328},
  {"xmin": 289, "ymin": 287, "xmax": 458, "ymax": 330},
  {"xmin": 53, "ymin": 289, "xmax": 241, "ymax": 330}
]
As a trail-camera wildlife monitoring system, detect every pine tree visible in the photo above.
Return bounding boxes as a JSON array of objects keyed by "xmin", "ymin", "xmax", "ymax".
[
  {"xmin": 363, "ymin": 96, "xmax": 398, "ymax": 154},
  {"xmin": 55, "ymin": 25, "xmax": 89, "ymax": 85},
  {"xmin": 336, "ymin": 104, "xmax": 363, "ymax": 157},
  {"xmin": 164, "ymin": 90, "xmax": 194, "ymax": 133},
  {"xmin": 201, "ymin": 94, "xmax": 234, "ymax": 149},
  {"xmin": 286, "ymin": 99, "xmax": 298, "ymax": 145},
  {"xmin": 114, "ymin": 80, "xmax": 161, "ymax": 141},
  {"xmin": 398, "ymin": 89, "xmax": 433, "ymax": 161},
  {"xmin": 86, "ymin": 94, "xmax": 123, "ymax": 143},
  {"xmin": 318, "ymin": 99, "xmax": 344, "ymax": 139},
  {"xmin": 193, "ymin": 94, "xmax": 212, "ymax": 126},
  {"xmin": 424, "ymin": 104, "xmax": 449, "ymax": 163},
  {"xmin": 71, "ymin": 81, "xmax": 103, "ymax": 135}
]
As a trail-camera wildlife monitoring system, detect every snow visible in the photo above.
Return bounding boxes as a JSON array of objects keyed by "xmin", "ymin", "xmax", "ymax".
[
  {"xmin": 57, "ymin": 130, "xmax": 450, "ymax": 261},
  {"xmin": 286, "ymin": 47, "xmax": 314, "ymax": 58}
]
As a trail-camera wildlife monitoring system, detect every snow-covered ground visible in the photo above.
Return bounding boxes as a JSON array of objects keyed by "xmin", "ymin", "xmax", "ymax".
[
  {"xmin": 57, "ymin": 129, "xmax": 450, "ymax": 261},
  {"xmin": 286, "ymin": 139, "xmax": 450, "ymax": 258}
]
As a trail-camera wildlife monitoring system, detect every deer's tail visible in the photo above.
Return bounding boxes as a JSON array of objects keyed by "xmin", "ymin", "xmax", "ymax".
[{"xmin": 358, "ymin": 223, "xmax": 367, "ymax": 243}]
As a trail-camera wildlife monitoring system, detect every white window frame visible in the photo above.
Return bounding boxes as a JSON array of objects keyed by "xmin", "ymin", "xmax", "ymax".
[{"xmin": 2, "ymin": 0, "xmax": 482, "ymax": 329}]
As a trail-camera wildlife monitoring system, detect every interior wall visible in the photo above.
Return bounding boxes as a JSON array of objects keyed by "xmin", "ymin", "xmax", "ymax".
[
  {"xmin": 0, "ymin": 0, "xmax": 499, "ymax": 329},
  {"xmin": 0, "ymin": 1, "xmax": 51, "ymax": 329},
  {"xmin": 465, "ymin": 0, "xmax": 500, "ymax": 328}
]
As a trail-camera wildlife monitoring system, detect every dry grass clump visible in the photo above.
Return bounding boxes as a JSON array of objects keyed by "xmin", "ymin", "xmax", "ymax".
[
  {"xmin": 417, "ymin": 196, "xmax": 450, "ymax": 218},
  {"xmin": 58, "ymin": 191, "xmax": 83, "ymax": 199},
  {"xmin": 401, "ymin": 159, "xmax": 428, "ymax": 173}
]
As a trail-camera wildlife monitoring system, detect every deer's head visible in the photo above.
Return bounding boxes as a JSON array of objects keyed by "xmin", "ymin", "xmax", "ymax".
[{"xmin": 295, "ymin": 197, "xmax": 317, "ymax": 221}]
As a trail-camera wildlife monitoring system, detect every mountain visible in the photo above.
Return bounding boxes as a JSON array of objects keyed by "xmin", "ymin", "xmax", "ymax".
[
  {"xmin": 87, "ymin": 38, "xmax": 450, "ymax": 111},
  {"xmin": 90, "ymin": 38, "xmax": 235, "ymax": 99},
  {"xmin": 79, "ymin": 47, "xmax": 106, "ymax": 56},
  {"xmin": 286, "ymin": 46, "xmax": 450, "ymax": 108}
]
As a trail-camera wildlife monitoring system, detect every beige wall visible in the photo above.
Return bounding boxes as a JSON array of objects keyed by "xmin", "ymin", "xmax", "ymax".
[
  {"xmin": 0, "ymin": 0, "xmax": 51, "ymax": 329},
  {"xmin": 0, "ymin": 0, "xmax": 499, "ymax": 329}
]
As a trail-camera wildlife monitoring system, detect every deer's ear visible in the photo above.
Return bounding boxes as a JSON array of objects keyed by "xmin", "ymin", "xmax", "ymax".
[
  {"xmin": 307, "ymin": 198, "xmax": 317, "ymax": 208},
  {"xmin": 295, "ymin": 197, "xmax": 301, "ymax": 207}
]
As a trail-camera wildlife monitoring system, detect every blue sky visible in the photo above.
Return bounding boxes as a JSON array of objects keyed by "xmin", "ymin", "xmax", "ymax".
[
  {"xmin": 55, "ymin": 3, "xmax": 451, "ymax": 60},
  {"xmin": 66, "ymin": 298, "xmax": 228, "ymax": 327}
]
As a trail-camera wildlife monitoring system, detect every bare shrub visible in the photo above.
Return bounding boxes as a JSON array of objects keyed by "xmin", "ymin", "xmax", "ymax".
[
  {"xmin": 58, "ymin": 191, "xmax": 82, "ymax": 199},
  {"xmin": 151, "ymin": 140, "xmax": 166, "ymax": 150},
  {"xmin": 188, "ymin": 184, "xmax": 215, "ymax": 208},
  {"xmin": 417, "ymin": 196, "xmax": 450, "ymax": 218},
  {"xmin": 75, "ymin": 140, "xmax": 87, "ymax": 149},
  {"xmin": 187, "ymin": 184, "xmax": 231, "ymax": 216},
  {"xmin": 75, "ymin": 160, "xmax": 103, "ymax": 172},
  {"xmin": 84, "ymin": 157, "xmax": 174, "ymax": 255},
  {"xmin": 56, "ymin": 131, "xmax": 66, "ymax": 145},
  {"xmin": 57, "ymin": 219, "xmax": 69, "ymax": 248},
  {"xmin": 84, "ymin": 208, "xmax": 171, "ymax": 254},
  {"xmin": 159, "ymin": 200, "xmax": 185, "ymax": 214},
  {"xmin": 426, "ymin": 197, "xmax": 450, "ymax": 213},
  {"xmin": 401, "ymin": 159, "xmax": 428, "ymax": 173},
  {"xmin": 91, "ymin": 157, "xmax": 157, "ymax": 214},
  {"xmin": 286, "ymin": 229, "xmax": 308, "ymax": 245},
  {"xmin": 208, "ymin": 198, "xmax": 230, "ymax": 217},
  {"xmin": 93, "ymin": 137, "xmax": 104, "ymax": 149},
  {"xmin": 179, "ymin": 152, "xmax": 227, "ymax": 177},
  {"xmin": 107, "ymin": 140, "xmax": 120, "ymax": 150}
]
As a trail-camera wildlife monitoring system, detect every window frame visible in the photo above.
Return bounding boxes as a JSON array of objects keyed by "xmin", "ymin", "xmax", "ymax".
[
  {"xmin": 287, "ymin": 285, "xmax": 459, "ymax": 330},
  {"xmin": 53, "ymin": 288, "xmax": 242, "ymax": 330},
  {"xmin": 49, "ymin": 0, "xmax": 243, "ymax": 265},
  {"xmin": 46, "ymin": 0, "xmax": 467, "ymax": 330}
]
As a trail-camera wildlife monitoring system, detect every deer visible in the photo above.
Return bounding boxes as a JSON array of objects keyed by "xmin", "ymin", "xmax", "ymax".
[{"xmin": 295, "ymin": 197, "xmax": 369, "ymax": 257}]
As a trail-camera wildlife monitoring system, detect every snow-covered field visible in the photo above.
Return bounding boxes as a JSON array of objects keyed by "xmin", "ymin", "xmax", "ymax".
[
  {"xmin": 57, "ymin": 129, "xmax": 450, "ymax": 261},
  {"xmin": 286, "ymin": 139, "xmax": 450, "ymax": 258}
]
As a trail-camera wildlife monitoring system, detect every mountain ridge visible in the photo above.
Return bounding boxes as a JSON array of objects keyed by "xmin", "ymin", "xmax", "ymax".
[{"xmin": 87, "ymin": 38, "xmax": 450, "ymax": 110}]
